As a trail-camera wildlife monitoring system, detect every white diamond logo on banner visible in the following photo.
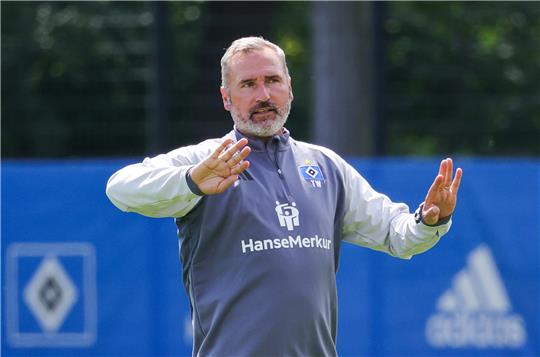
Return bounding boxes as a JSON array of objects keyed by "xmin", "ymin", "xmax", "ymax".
[{"xmin": 24, "ymin": 256, "xmax": 78, "ymax": 332}]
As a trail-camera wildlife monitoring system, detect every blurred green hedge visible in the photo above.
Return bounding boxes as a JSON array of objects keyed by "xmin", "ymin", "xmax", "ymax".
[{"xmin": 2, "ymin": 2, "xmax": 538, "ymax": 157}]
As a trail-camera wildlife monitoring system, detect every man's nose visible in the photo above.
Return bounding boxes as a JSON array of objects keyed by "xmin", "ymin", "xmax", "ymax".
[{"xmin": 255, "ymin": 84, "xmax": 271, "ymax": 102}]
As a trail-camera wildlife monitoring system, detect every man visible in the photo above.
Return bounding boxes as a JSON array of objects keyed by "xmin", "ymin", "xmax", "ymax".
[{"xmin": 106, "ymin": 37, "xmax": 463, "ymax": 356}]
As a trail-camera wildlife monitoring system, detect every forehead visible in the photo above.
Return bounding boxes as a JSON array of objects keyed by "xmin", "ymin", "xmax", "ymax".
[{"xmin": 229, "ymin": 48, "xmax": 286, "ymax": 81}]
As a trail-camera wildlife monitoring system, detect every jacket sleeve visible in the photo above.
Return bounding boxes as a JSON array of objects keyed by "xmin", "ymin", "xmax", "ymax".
[
  {"xmin": 336, "ymin": 155, "xmax": 451, "ymax": 259},
  {"xmin": 105, "ymin": 139, "xmax": 221, "ymax": 218}
]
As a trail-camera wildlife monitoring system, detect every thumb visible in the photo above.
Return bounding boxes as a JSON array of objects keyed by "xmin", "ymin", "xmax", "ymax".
[{"xmin": 422, "ymin": 204, "xmax": 440, "ymax": 226}]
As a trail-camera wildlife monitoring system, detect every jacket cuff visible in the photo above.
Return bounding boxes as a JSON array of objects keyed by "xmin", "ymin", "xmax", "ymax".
[{"xmin": 185, "ymin": 167, "xmax": 205, "ymax": 196}]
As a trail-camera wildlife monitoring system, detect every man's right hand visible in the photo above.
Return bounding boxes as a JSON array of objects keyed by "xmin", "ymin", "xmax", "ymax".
[{"xmin": 189, "ymin": 138, "xmax": 251, "ymax": 195}]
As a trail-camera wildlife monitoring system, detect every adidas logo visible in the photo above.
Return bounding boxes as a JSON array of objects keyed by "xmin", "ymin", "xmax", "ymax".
[{"xmin": 425, "ymin": 244, "xmax": 527, "ymax": 349}]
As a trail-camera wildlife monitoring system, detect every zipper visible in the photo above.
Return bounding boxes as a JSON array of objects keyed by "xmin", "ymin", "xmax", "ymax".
[{"xmin": 268, "ymin": 138, "xmax": 293, "ymax": 201}]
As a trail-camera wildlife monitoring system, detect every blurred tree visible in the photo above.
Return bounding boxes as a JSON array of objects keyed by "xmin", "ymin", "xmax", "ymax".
[
  {"xmin": 1, "ymin": 2, "xmax": 539, "ymax": 157},
  {"xmin": 272, "ymin": 1, "xmax": 312, "ymax": 143},
  {"xmin": 1, "ymin": 1, "xmax": 204, "ymax": 157},
  {"xmin": 385, "ymin": 2, "xmax": 540, "ymax": 156},
  {"xmin": 3, "ymin": 2, "xmax": 149, "ymax": 156},
  {"xmin": 1, "ymin": 1, "xmax": 310, "ymax": 157}
]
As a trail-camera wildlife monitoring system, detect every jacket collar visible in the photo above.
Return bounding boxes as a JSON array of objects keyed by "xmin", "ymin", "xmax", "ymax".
[{"xmin": 231, "ymin": 127, "xmax": 291, "ymax": 152}]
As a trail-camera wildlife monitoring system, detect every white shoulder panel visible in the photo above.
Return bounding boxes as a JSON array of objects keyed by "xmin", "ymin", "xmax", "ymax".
[{"xmin": 105, "ymin": 137, "xmax": 226, "ymax": 218}]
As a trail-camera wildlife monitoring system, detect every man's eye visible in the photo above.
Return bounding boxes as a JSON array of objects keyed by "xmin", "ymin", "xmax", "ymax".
[{"xmin": 241, "ymin": 82, "xmax": 254, "ymax": 88}]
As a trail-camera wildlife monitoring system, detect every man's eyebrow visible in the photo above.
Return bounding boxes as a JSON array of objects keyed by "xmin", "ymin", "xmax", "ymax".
[
  {"xmin": 238, "ymin": 78, "xmax": 255, "ymax": 85},
  {"xmin": 266, "ymin": 75, "xmax": 282, "ymax": 81},
  {"xmin": 238, "ymin": 75, "xmax": 282, "ymax": 85}
]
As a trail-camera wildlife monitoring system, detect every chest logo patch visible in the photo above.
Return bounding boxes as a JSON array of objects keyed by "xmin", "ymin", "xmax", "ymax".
[{"xmin": 298, "ymin": 160, "xmax": 325, "ymax": 188}]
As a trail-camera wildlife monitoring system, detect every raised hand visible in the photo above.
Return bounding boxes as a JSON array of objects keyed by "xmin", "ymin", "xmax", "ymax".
[
  {"xmin": 189, "ymin": 138, "xmax": 251, "ymax": 195},
  {"xmin": 422, "ymin": 158, "xmax": 463, "ymax": 225}
]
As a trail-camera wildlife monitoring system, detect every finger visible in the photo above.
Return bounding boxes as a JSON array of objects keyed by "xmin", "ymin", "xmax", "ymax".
[
  {"xmin": 216, "ymin": 174, "xmax": 239, "ymax": 193},
  {"xmin": 228, "ymin": 146, "xmax": 251, "ymax": 167},
  {"xmin": 438, "ymin": 159, "xmax": 445, "ymax": 176},
  {"xmin": 219, "ymin": 138, "xmax": 248, "ymax": 161},
  {"xmin": 425, "ymin": 174, "xmax": 444, "ymax": 205},
  {"xmin": 211, "ymin": 138, "xmax": 233, "ymax": 159},
  {"xmin": 444, "ymin": 158, "xmax": 453, "ymax": 188},
  {"xmin": 450, "ymin": 167, "xmax": 463, "ymax": 194},
  {"xmin": 231, "ymin": 160, "xmax": 250, "ymax": 175}
]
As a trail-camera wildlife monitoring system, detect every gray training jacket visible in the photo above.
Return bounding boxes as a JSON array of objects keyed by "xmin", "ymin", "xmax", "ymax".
[{"xmin": 106, "ymin": 128, "xmax": 451, "ymax": 357}]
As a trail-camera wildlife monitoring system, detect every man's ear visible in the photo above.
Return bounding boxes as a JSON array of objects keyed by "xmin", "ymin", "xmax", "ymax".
[
  {"xmin": 220, "ymin": 87, "xmax": 231, "ymax": 111},
  {"xmin": 288, "ymin": 76, "xmax": 294, "ymax": 101}
]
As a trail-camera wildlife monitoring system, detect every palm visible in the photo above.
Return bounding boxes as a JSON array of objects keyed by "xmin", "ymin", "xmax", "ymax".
[
  {"xmin": 190, "ymin": 138, "xmax": 251, "ymax": 195},
  {"xmin": 197, "ymin": 157, "xmax": 242, "ymax": 193},
  {"xmin": 422, "ymin": 158, "xmax": 463, "ymax": 225},
  {"xmin": 426, "ymin": 185, "xmax": 456, "ymax": 218}
]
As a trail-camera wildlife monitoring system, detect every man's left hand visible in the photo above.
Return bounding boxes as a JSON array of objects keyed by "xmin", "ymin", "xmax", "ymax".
[{"xmin": 421, "ymin": 158, "xmax": 463, "ymax": 225}]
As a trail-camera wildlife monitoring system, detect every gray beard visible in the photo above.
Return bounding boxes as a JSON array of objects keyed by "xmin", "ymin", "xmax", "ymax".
[{"xmin": 230, "ymin": 99, "xmax": 292, "ymax": 137}]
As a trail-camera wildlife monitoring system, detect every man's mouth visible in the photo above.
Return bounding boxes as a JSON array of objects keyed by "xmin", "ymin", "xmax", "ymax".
[{"xmin": 250, "ymin": 107, "xmax": 277, "ymax": 120}]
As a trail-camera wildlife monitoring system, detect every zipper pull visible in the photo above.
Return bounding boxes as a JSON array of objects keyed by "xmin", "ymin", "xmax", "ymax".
[{"xmin": 277, "ymin": 168, "xmax": 284, "ymax": 178}]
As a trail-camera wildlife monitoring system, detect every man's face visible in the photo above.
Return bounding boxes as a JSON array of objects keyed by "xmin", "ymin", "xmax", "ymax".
[{"xmin": 220, "ymin": 48, "xmax": 293, "ymax": 137}]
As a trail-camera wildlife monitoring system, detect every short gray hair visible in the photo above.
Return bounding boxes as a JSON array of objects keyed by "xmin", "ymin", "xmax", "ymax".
[{"xmin": 220, "ymin": 36, "xmax": 289, "ymax": 89}]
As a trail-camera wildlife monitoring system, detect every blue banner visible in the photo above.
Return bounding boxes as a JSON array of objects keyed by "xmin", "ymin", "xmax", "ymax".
[{"xmin": 2, "ymin": 158, "xmax": 539, "ymax": 356}]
